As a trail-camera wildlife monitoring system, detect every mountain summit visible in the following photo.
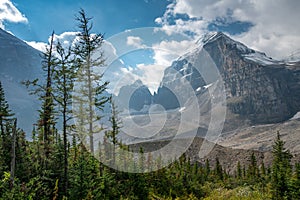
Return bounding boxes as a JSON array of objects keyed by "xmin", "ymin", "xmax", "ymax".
[
  {"xmin": 154, "ymin": 32, "xmax": 300, "ymax": 125},
  {"xmin": 202, "ymin": 32, "xmax": 300, "ymax": 123},
  {"xmin": 1, "ymin": 29, "xmax": 300, "ymax": 139}
]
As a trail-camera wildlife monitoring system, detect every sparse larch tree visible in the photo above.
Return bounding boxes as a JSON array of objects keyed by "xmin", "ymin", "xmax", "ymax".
[
  {"xmin": 72, "ymin": 9, "xmax": 109, "ymax": 155},
  {"xmin": 53, "ymin": 41, "xmax": 77, "ymax": 196}
]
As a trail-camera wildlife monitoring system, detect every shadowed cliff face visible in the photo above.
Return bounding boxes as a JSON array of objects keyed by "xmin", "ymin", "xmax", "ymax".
[
  {"xmin": 115, "ymin": 32, "xmax": 300, "ymax": 125},
  {"xmin": 0, "ymin": 28, "xmax": 42, "ymax": 133},
  {"xmin": 156, "ymin": 32, "xmax": 300, "ymax": 124},
  {"xmin": 203, "ymin": 32, "xmax": 300, "ymax": 123}
]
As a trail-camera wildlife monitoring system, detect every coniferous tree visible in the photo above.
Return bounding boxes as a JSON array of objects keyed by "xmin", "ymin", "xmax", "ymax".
[
  {"xmin": 261, "ymin": 160, "xmax": 266, "ymax": 177},
  {"xmin": 15, "ymin": 129, "xmax": 31, "ymax": 182},
  {"xmin": 0, "ymin": 82, "xmax": 14, "ymax": 173},
  {"xmin": 0, "ymin": 82, "xmax": 14, "ymax": 135},
  {"xmin": 105, "ymin": 98, "xmax": 122, "ymax": 167},
  {"xmin": 53, "ymin": 41, "xmax": 77, "ymax": 196},
  {"xmin": 290, "ymin": 163, "xmax": 300, "ymax": 198},
  {"xmin": 41, "ymin": 32, "xmax": 56, "ymax": 161},
  {"xmin": 72, "ymin": 8, "xmax": 109, "ymax": 155},
  {"xmin": 248, "ymin": 152, "xmax": 258, "ymax": 180},
  {"xmin": 204, "ymin": 159, "xmax": 210, "ymax": 180},
  {"xmin": 23, "ymin": 32, "xmax": 57, "ymax": 168},
  {"xmin": 22, "ymin": 32, "xmax": 59, "ymax": 199},
  {"xmin": 237, "ymin": 161, "xmax": 242, "ymax": 179},
  {"xmin": 271, "ymin": 132, "xmax": 292, "ymax": 199},
  {"xmin": 214, "ymin": 157, "xmax": 223, "ymax": 180}
]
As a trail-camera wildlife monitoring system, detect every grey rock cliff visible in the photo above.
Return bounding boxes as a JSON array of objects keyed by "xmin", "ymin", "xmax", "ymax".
[{"xmin": 158, "ymin": 32, "xmax": 300, "ymax": 124}]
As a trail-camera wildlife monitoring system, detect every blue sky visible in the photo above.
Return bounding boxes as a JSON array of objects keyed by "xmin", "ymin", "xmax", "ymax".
[
  {"xmin": 4, "ymin": 0, "xmax": 170, "ymax": 42},
  {"xmin": 1, "ymin": 0, "xmax": 299, "ymax": 59},
  {"xmin": 1, "ymin": 0, "xmax": 300, "ymax": 93}
]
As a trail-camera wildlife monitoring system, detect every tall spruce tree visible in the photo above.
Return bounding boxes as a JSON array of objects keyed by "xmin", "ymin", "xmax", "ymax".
[
  {"xmin": 0, "ymin": 82, "xmax": 14, "ymax": 135},
  {"xmin": 271, "ymin": 132, "xmax": 292, "ymax": 199},
  {"xmin": 23, "ymin": 32, "xmax": 57, "ymax": 166},
  {"xmin": 105, "ymin": 98, "xmax": 122, "ymax": 166},
  {"xmin": 215, "ymin": 157, "xmax": 223, "ymax": 180},
  {"xmin": 52, "ymin": 41, "xmax": 77, "ymax": 196},
  {"xmin": 237, "ymin": 161, "xmax": 242, "ymax": 179},
  {"xmin": 248, "ymin": 152, "xmax": 258, "ymax": 180},
  {"xmin": 0, "ymin": 82, "xmax": 14, "ymax": 173},
  {"xmin": 72, "ymin": 8, "xmax": 109, "ymax": 155}
]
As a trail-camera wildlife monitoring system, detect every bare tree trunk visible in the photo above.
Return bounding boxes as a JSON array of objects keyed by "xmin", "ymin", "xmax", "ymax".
[{"xmin": 87, "ymin": 56, "xmax": 94, "ymax": 155}]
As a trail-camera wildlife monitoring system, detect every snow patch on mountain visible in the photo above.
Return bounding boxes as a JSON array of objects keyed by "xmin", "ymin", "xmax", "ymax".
[
  {"xmin": 200, "ymin": 31, "xmax": 219, "ymax": 44},
  {"xmin": 204, "ymin": 83, "xmax": 213, "ymax": 89},
  {"xmin": 243, "ymin": 52, "xmax": 276, "ymax": 65},
  {"xmin": 291, "ymin": 112, "xmax": 300, "ymax": 120},
  {"xmin": 284, "ymin": 49, "xmax": 300, "ymax": 62},
  {"xmin": 179, "ymin": 107, "xmax": 186, "ymax": 112}
]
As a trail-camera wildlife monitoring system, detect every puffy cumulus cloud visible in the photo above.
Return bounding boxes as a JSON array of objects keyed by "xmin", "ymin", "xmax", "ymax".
[
  {"xmin": 131, "ymin": 40, "xmax": 197, "ymax": 93},
  {"xmin": 112, "ymin": 32, "xmax": 200, "ymax": 94},
  {"xmin": 109, "ymin": 39, "xmax": 197, "ymax": 94},
  {"xmin": 157, "ymin": 0, "xmax": 300, "ymax": 59},
  {"xmin": 102, "ymin": 40, "xmax": 118, "ymax": 66},
  {"xmin": 170, "ymin": 0, "xmax": 254, "ymax": 21},
  {"xmin": 0, "ymin": 0, "xmax": 28, "ymax": 29},
  {"xmin": 26, "ymin": 32, "xmax": 78, "ymax": 52},
  {"xmin": 136, "ymin": 63, "xmax": 166, "ymax": 94},
  {"xmin": 159, "ymin": 18, "xmax": 208, "ymax": 37},
  {"xmin": 232, "ymin": 0, "xmax": 300, "ymax": 59},
  {"xmin": 104, "ymin": 66, "xmax": 137, "ymax": 95},
  {"xmin": 108, "ymin": 63, "xmax": 166, "ymax": 95},
  {"xmin": 51, "ymin": 32, "xmax": 119, "ymax": 65},
  {"xmin": 152, "ymin": 39, "xmax": 197, "ymax": 66},
  {"xmin": 25, "ymin": 41, "xmax": 47, "ymax": 52},
  {"xmin": 52, "ymin": 31, "xmax": 79, "ymax": 48},
  {"xmin": 26, "ymin": 31, "xmax": 120, "ymax": 85},
  {"xmin": 126, "ymin": 36, "xmax": 146, "ymax": 48},
  {"xmin": 103, "ymin": 32, "xmax": 198, "ymax": 94}
]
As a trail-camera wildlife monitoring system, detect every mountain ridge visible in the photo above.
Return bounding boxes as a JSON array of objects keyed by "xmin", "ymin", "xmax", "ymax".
[
  {"xmin": 0, "ymin": 28, "xmax": 42, "ymax": 133},
  {"xmin": 2, "ymin": 28, "xmax": 300, "ymax": 154}
]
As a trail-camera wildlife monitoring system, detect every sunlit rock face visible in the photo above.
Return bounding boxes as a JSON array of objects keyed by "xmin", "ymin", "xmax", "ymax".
[{"xmin": 158, "ymin": 32, "xmax": 300, "ymax": 124}]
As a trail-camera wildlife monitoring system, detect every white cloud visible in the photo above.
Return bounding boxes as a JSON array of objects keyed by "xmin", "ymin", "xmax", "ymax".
[
  {"xmin": 158, "ymin": 0, "xmax": 300, "ymax": 59},
  {"xmin": 108, "ymin": 39, "xmax": 197, "ymax": 95},
  {"xmin": 126, "ymin": 36, "xmax": 146, "ymax": 48},
  {"xmin": 136, "ymin": 63, "xmax": 166, "ymax": 94},
  {"xmin": 107, "ymin": 34, "xmax": 199, "ymax": 94},
  {"xmin": 0, "ymin": 0, "xmax": 28, "ymax": 29},
  {"xmin": 232, "ymin": 0, "xmax": 300, "ymax": 59},
  {"xmin": 26, "ymin": 31, "xmax": 120, "ymax": 70},
  {"xmin": 53, "ymin": 31, "xmax": 79, "ymax": 48},
  {"xmin": 108, "ymin": 63, "xmax": 167, "ymax": 95},
  {"xmin": 152, "ymin": 39, "xmax": 197, "ymax": 66},
  {"xmin": 119, "ymin": 32, "xmax": 200, "ymax": 94},
  {"xmin": 26, "ymin": 32, "xmax": 79, "ymax": 52},
  {"xmin": 102, "ymin": 40, "xmax": 118, "ymax": 66},
  {"xmin": 25, "ymin": 41, "xmax": 47, "ymax": 52}
]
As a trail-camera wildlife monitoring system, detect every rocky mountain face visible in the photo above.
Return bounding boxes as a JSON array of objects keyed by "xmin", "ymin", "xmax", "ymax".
[
  {"xmin": 2, "ymin": 27, "xmax": 300, "ymax": 155},
  {"xmin": 117, "ymin": 80, "xmax": 152, "ymax": 112},
  {"xmin": 0, "ymin": 28, "xmax": 42, "ymax": 133},
  {"xmin": 203, "ymin": 32, "xmax": 300, "ymax": 124},
  {"xmin": 0, "ymin": 29, "xmax": 41, "ymax": 80},
  {"xmin": 155, "ymin": 32, "xmax": 300, "ymax": 124},
  {"xmin": 121, "ymin": 32, "xmax": 300, "ymax": 127}
]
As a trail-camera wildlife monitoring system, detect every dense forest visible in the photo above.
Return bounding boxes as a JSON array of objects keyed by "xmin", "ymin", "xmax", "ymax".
[{"xmin": 1, "ymin": 9, "xmax": 300, "ymax": 199}]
